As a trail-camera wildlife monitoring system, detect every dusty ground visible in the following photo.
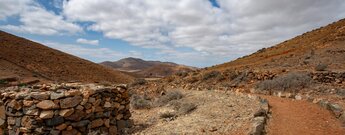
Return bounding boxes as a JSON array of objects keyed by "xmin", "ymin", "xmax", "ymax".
[
  {"xmin": 130, "ymin": 90, "xmax": 263, "ymax": 135},
  {"xmin": 262, "ymin": 95, "xmax": 345, "ymax": 135}
]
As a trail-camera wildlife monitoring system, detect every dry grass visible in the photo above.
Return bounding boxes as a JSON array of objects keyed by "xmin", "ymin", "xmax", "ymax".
[
  {"xmin": 155, "ymin": 90, "xmax": 183, "ymax": 107},
  {"xmin": 256, "ymin": 72, "xmax": 312, "ymax": 92},
  {"xmin": 131, "ymin": 94, "xmax": 152, "ymax": 109}
]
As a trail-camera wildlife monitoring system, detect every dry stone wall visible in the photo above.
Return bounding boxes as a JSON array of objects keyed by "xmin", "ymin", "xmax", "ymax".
[{"xmin": 0, "ymin": 83, "xmax": 132, "ymax": 135}]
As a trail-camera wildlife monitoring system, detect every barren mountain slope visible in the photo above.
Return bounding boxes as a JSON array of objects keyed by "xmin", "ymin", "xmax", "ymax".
[
  {"xmin": 211, "ymin": 19, "xmax": 345, "ymax": 72},
  {"xmin": 101, "ymin": 57, "xmax": 195, "ymax": 78},
  {"xmin": 0, "ymin": 30, "xmax": 133, "ymax": 83}
]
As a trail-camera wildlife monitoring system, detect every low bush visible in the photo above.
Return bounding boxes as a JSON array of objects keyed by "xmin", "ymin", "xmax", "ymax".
[
  {"xmin": 155, "ymin": 90, "xmax": 183, "ymax": 107},
  {"xmin": 315, "ymin": 63, "xmax": 328, "ymax": 71},
  {"xmin": 159, "ymin": 111, "xmax": 176, "ymax": 119},
  {"xmin": 176, "ymin": 103, "xmax": 197, "ymax": 115},
  {"xmin": 202, "ymin": 71, "xmax": 221, "ymax": 80},
  {"xmin": 256, "ymin": 72, "xmax": 312, "ymax": 92},
  {"xmin": 130, "ymin": 94, "xmax": 152, "ymax": 109},
  {"xmin": 131, "ymin": 78, "xmax": 147, "ymax": 86},
  {"xmin": 168, "ymin": 101, "xmax": 197, "ymax": 115}
]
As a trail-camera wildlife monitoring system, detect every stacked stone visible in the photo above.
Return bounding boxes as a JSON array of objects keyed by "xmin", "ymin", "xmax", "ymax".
[
  {"xmin": 0, "ymin": 83, "xmax": 131, "ymax": 135},
  {"xmin": 311, "ymin": 72, "xmax": 345, "ymax": 84}
]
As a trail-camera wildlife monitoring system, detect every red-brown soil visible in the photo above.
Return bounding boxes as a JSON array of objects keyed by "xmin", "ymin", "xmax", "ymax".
[
  {"xmin": 0, "ymin": 30, "xmax": 133, "ymax": 84},
  {"xmin": 262, "ymin": 95, "xmax": 345, "ymax": 135},
  {"xmin": 210, "ymin": 19, "xmax": 345, "ymax": 72}
]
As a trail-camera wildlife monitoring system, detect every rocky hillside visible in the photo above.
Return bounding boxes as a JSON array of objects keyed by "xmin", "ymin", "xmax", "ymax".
[
  {"xmin": 101, "ymin": 57, "xmax": 195, "ymax": 78},
  {"xmin": 0, "ymin": 30, "xmax": 133, "ymax": 84},
  {"xmin": 211, "ymin": 19, "xmax": 345, "ymax": 72}
]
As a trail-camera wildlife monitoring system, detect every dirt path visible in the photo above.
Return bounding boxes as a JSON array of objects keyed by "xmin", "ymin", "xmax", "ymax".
[{"xmin": 262, "ymin": 96, "xmax": 345, "ymax": 135}]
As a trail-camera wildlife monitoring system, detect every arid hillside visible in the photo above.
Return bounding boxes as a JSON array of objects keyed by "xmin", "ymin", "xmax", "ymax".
[
  {"xmin": 210, "ymin": 19, "xmax": 345, "ymax": 72},
  {"xmin": 101, "ymin": 57, "xmax": 195, "ymax": 78},
  {"xmin": 0, "ymin": 30, "xmax": 133, "ymax": 84}
]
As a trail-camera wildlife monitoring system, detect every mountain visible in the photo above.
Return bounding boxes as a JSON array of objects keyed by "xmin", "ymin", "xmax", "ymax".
[
  {"xmin": 0, "ymin": 30, "xmax": 133, "ymax": 84},
  {"xmin": 210, "ymin": 19, "xmax": 345, "ymax": 72},
  {"xmin": 100, "ymin": 57, "xmax": 196, "ymax": 78}
]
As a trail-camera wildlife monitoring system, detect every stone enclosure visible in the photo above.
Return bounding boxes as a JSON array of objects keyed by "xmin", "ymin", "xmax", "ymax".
[{"xmin": 0, "ymin": 83, "xmax": 132, "ymax": 135}]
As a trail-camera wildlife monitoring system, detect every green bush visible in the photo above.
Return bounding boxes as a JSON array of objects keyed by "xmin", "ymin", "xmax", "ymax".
[{"xmin": 256, "ymin": 72, "xmax": 312, "ymax": 92}]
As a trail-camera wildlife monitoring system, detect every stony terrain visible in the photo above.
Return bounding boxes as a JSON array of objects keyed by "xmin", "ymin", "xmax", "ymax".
[
  {"xmin": 129, "ymin": 90, "xmax": 268, "ymax": 135},
  {"xmin": 0, "ymin": 30, "xmax": 133, "ymax": 84}
]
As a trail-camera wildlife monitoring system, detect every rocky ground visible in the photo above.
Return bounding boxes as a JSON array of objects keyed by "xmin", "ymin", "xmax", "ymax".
[{"xmin": 129, "ymin": 90, "xmax": 268, "ymax": 135}]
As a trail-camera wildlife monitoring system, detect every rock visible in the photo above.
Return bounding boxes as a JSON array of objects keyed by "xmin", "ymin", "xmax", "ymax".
[
  {"xmin": 65, "ymin": 110, "xmax": 86, "ymax": 121},
  {"xmin": 109, "ymin": 126, "xmax": 118, "ymax": 135},
  {"xmin": 64, "ymin": 90, "xmax": 82, "ymax": 97},
  {"xmin": 114, "ymin": 102, "xmax": 121, "ymax": 108},
  {"xmin": 76, "ymin": 105, "xmax": 84, "ymax": 110},
  {"xmin": 0, "ymin": 106, "xmax": 5, "ymax": 119},
  {"xmin": 249, "ymin": 117, "xmax": 266, "ymax": 135},
  {"xmin": 339, "ymin": 112, "xmax": 345, "ymax": 125},
  {"xmin": 8, "ymin": 100, "xmax": 22, "ymax": 110},
  {"xmin": 60, "ymin": 96, "xmax": 82, "ymax": 108},
  {"xmin": 0, "ymin": 118, "xmax": 5, "ymax": 126},
  {"xmin": 253, "ymin": 108, "xmax": 266, "ymax": 117},
  {"xmin": 50, "ymin": 130, "xmax": 60, "ymax": 135},
  {"xmin": 104, "ymin": 119, "xmax": 110, "ymax": 128},
  {"xmin": 116, "ymin": 114, "xmax": 124, "ymax": 120},
  {"xmin": 317, "ymin": 100, "xmax": 330, "ymax": 110},
  {"xmin": 329, "ymin": 103, "xmax": 343, "ymax": 117},
  {"xmin": 37, "ymin": 100, "xmax": 59, "ymax": 109},
  {"xmin": 45, "ymin": 116, "xmax": 64, "ymax": 126},
  {"xmin": 104, "ymin": 102, "xmax": 112, "ymax": 108},
  {"xmin": 61, "ymin": 129, "xmax": 79, "ymax": 135},
  {"xmin": 59, "ymin": 108, "xmax": 75, "ymax": 117},
  {"xmin": 117, "ymin": 120, "xmax": 127, "ymax": 130},
  {"xmin": 56, "ymin": 123, "xmax": 68, "ymax": 130},
  {"xmin": 71, "ymin": 120, "xmax": 90, "ymax": 127},
  {"xmin": 7, "ymin": 117, "xmax": 16, "ymax": 125},
  {"xmin": 295, "ymin": 95, "xmax": 302, "ymax": 100},
  {"xmin": 23, "ymin": 100, "xmax": 34, "ymax": 107},
  {"xmin": 50, "ymin": 91, "xmax": 65, "ymax": 99},
  {"xmin": 40, "ymin": 110, "xmax": 54, "ymax": 119},
  {"xmin": 89, "ymin": 119, "xmax": 103, "ymax": 128},
  {"xmin": 31, "ymin": 92, "xmax": 50, "ymax": 100},
  {"xmin": 24, "ymin": 109, "xmax": 39, "ymax": 116}
]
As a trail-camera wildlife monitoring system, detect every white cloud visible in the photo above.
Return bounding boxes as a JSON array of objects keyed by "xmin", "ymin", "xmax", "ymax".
[
  {"xmin": 76, "ymin": 38, "xmax": 99, "ymax": 45},
  {"xmin": 0, "ymin": 0, "xmax": 82, "ymax": 35},
  {"xmin": 63, "ymin": 0, "xmax": 345, "ymax": 65},
  {"xmin": 0, "ymin": 0, "xmax": 31, "ymax": 20},
  {"xmin": 40, "ymin": 41, "xmax": 124, "ymax": 62}
]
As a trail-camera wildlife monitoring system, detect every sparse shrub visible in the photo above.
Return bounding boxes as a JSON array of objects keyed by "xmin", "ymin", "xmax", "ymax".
[
  {"xmin": 131, "ymin": 78, "xmax": 147, "ymax": 86},
  {"xmin": 315, "ymin": 63, "xmax": 328, "ymax": 71},
  {"xmin": 130, "ymin": 94, "xmax": 152, "ymax": 109},
  {"xmin": 186, "ymin": 76, "xmax": 199, "ymax": 83},
  {"xmin": 176, "ymin": 103, "xmax": 197, "ymax": 115},
  {"xmin": 230, "ymin": 71, "xmax": 248, "ymax": 87},
  {"xmin": 175, "ymin": 71, "xmax": 188, "ymax": 77},
  {"xmin": 155, "ymin": 90, "xmax": 183, "ymax": 107},
  {"xmin": 256, "ymin": 72, "xmax": 312, "ymax": 92},
  {"xmin": 159, "ymin": 111, "xmax": 176, "ymax": 119},
  {"xmin": 202, "ymin": 71, "xmax": 221, "ymax": 80},
  {"xmin": 168, "ymin": 101, "xmax": 197, "ymax": 115}
]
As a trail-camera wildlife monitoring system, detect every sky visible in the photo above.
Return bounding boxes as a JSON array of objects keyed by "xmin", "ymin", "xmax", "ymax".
[{"xmin": 0, "ymin": 0, "xmax": 345, "ymax": 67}]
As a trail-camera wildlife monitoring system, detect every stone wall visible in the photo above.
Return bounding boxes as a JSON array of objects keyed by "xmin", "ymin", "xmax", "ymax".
[{"xmin": 0, "ymin": 83, "xmax": 132, "ymax": 135}]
